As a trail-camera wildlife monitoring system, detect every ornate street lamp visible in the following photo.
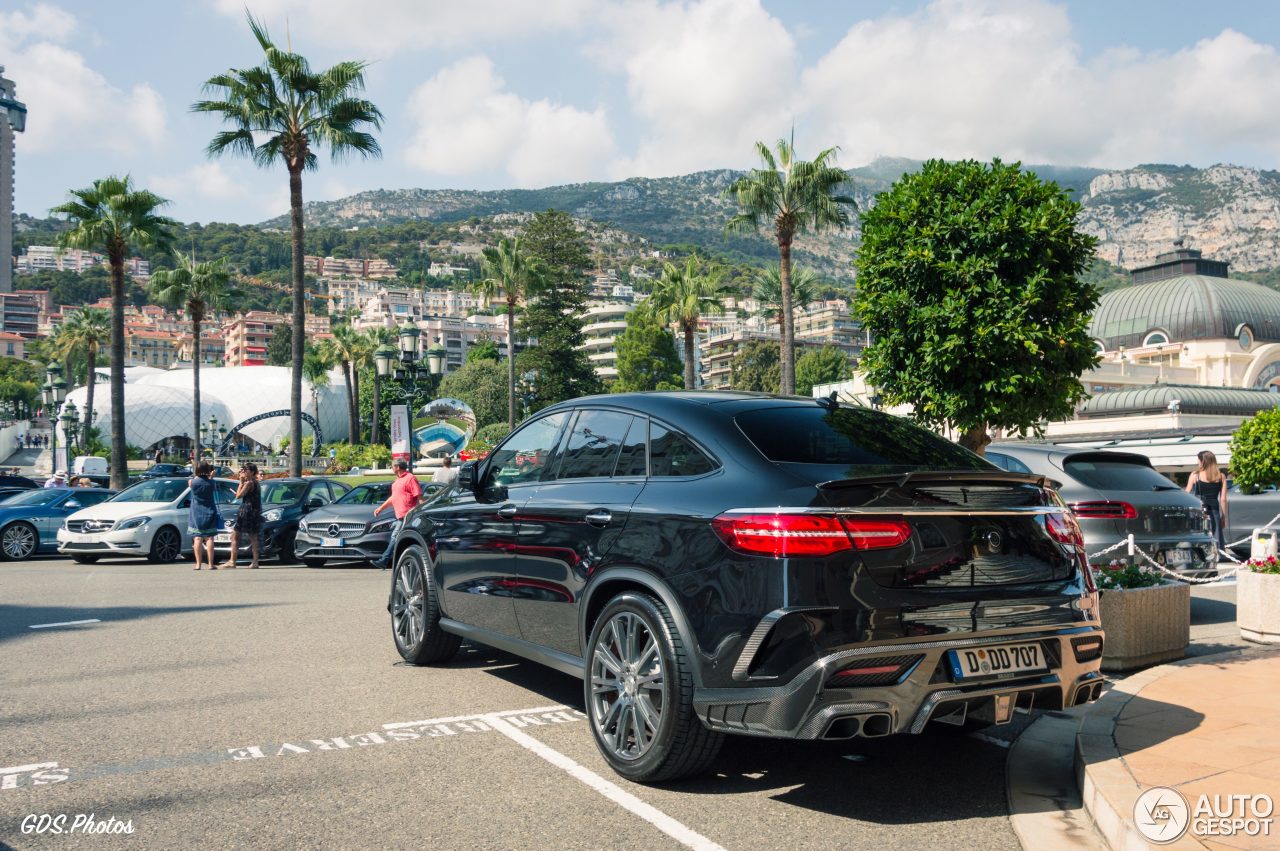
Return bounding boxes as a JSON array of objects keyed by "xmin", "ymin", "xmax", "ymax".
[
  {"xmin": 44, "ymin": 361, "xmax": 68, "ymax": 477},
  {"xmin": 426, "ymin": 341, "xmax": 446, "ymax": 378},
  {"xmin": 371, "ymin": 343, "xmax": 397, "ymax": 445}
]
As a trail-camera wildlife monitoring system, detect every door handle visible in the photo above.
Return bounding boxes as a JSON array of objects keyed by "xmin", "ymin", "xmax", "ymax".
[
  {"xmin": 497, "ymin": 505, "xmax": 518, "ymax": 519},
  {"xmin": 585, "ymin": 509, "xmax": 612, "ymax": 527}
]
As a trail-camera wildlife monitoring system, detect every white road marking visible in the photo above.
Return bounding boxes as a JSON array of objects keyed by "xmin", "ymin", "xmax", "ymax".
[
  {"xmin": 483, "ymin": 713, "xmax": 728, "ymax": 851},
  {"xmin": 29, "ymin": 619, "xmax": 100, "ymax": 629},
  {"xmin": 0, "ymin": 762, "xmax": 58, "ymax": 775},
  {"xmin": 381, "ymin": 704, "xmax": 568, "ymax": 730}
]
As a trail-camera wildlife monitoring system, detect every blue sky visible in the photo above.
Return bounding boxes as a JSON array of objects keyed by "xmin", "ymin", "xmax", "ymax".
[{"xmin": 4, "ymin": 0, "xmax": 1279, "ymax": 225}]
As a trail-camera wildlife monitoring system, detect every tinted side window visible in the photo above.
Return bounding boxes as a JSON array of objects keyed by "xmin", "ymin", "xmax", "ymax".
[
  {"xmin": 308, "ymin": 482, "xmax": 333, "ymax": 505},
  {"xmin": 215, "ymin": 481, "xmax": 239, "ymax": 504},
  {"xmin": 556, "ymin": 410, "xmax": 634, "ymax": 480},
  {"xmin": 76, "ymin": 491, "xmax": 114, "ymax": 507},
  {"xmin": 987, "ymin": 452, "xmax": 1032, "ymax": 474},
  {"xmin": 613, "ymin": 417, "xmax": 648, "ymax": 477},
  {"xmin": 488, "ymin": 412, "xmax": 568, "ymax": 486},
  {"xmin": 650, "ymin": 424, "xmax": 715, "ymax": 477}
]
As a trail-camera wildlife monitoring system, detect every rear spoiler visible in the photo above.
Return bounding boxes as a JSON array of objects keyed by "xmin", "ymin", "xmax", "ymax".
[{"xmin": 817, "ymin": 470, "xmax": 1058, "ymax": 492}]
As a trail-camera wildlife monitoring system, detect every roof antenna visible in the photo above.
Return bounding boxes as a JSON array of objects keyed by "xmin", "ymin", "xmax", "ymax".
[{"xmin": 817, "ymin": 391, "xmax": 839, "ymax": 411}]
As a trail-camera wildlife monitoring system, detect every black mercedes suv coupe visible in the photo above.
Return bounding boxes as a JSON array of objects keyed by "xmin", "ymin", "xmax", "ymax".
[{"xmin": 387, "ymin": 392, "xmax": 1104, "ymax": 782}]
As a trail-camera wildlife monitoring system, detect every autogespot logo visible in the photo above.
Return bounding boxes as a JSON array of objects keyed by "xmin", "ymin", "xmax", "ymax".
[{"xmin": 1135, "ymin": 787, "xmax": 1191, "ymax": 843}]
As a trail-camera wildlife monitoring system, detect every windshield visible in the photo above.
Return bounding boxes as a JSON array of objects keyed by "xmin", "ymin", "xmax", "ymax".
[
  {"xmin": 261, "ymin": 481, "xmax": 308, "ymax": 505},
  {"xmin": 110, "ymin": 479, "xmax": 188, "ymax": 503},
  {"xmin": 337, "ymin": 483, "xmax": 391, "ymax": 505},
  {"xmin": 736, "ymin": 406, "xmax": 992, "ymax": 475},
  {"xmin": 1, "ymin": 489, "xmax": 67, "ymax": 507}
]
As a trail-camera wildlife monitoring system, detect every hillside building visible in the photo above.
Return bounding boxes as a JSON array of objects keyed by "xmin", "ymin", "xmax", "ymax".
[
  {"xmin": 222, "ymin": 311, "xmax": 330, "ymax": 367},
  {"xmin": 578, "ymin": 301, "xmax": 633, "ymax": 382}
]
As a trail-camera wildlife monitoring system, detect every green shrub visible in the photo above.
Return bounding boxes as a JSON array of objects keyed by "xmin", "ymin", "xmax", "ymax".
[{"xmin": 1229, "ymin": 408, "xmax": 1280, "ymax": 491}]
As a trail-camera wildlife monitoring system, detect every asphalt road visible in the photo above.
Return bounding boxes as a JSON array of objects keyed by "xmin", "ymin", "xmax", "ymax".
[{"xmin": 0, "ymin": 556, "xmax": 1030, "ymax": 850}]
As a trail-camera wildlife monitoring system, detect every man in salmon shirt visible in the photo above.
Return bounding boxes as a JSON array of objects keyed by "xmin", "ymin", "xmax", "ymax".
[{"xmin": 371, "ymin": 459, "xmax": 422, "ymax": 570}]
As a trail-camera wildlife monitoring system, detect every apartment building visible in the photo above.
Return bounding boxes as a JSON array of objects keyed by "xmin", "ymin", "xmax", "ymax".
[
  {"xmin": 126, "ymin": 328, "xmax": 180, "ymax": 368},
  {"xmin": 304, "ymin": 256, "xmax": 398, "ymax": 279},
  {"xmin": 326, "ymin": 278, "xmax": 383, "ymax": 316},
  {"xmin": 0, "ymin": 331, "xmax": 25, "ymax": 359},
  {"xmin": 176, "ymin": 329, "xmax": 227, "ymax": 365},
  {"xmin": 0, "ymin": 290, "xmax": 45, "ymax": 337},
  {"xmin": 699, "ymin": 301, "xmax": 864, "ymax": 390},
  {"xmin": 577, "ymin": 301, "xmax": 633, "ymax": 382},
  {"xmin": 408, "ymin": 314, "xmax": 524, "ymax": 374},
  {"xmin": 15, "ymin": 245, "xmax": 151, "ymax": 279},
  {"xmin": 222, "ymin": 311, "xmax": 330, "ymax": 366}
]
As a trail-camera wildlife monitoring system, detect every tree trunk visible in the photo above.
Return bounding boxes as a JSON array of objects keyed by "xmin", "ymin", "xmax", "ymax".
[
  {"xmin": 288, "ymin": 165, "xmax": 305, "ymax": 475},
  {"xmin": 958, "ymin": 424, "xmax": 991, "ymax": 456},
  {"xmin": 192, "ymin": 317, "xmax": 203, "ymax": 461},
  {"xmin": 351, "ymin": 366, "xmax": 361, "ymax": 444},
  {"xmin": 778, "ymin": 241, "xmax": 795, "ymax": 395},
  {"xmin": 370, "ymin": 374, "xmax": 381, "ymax": 444},
  {"xmin": 507, "ymin": 300, "xmax": 516, "ymax": 429},
  {"xmin": 343, "ymin": 359, "xmax": 357, "ymax": 444},
  {"xmin": 683, "ymin": 324, "xmax": 696, "ymax": 390},
  {"xmin": 108, "ymin": 247, "xmax": 127, "ymax": 489},
  {"xmin": 83, "ymin": 346, "xmax": 96, "ymax": 451}
]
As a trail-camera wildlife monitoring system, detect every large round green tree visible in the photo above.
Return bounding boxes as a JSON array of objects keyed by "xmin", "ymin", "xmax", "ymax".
[
  {"xmin": 854, "ymin": 159, "xmax": 1100, "ymax": 454},
  {"xmin": 194, "ymin": 13, "xmax": 382, "ymax": 475}
]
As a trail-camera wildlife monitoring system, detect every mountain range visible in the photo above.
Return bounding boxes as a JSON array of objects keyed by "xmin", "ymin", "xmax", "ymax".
[{"xmin": 260, "ymin": 158, "xmax": 1280, "ymax": 277}]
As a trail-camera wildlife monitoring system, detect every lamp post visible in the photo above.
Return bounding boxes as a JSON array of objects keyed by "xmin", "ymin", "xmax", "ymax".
[
  {"xmin": 41, "ymin": 361, "xmax": 67, "ymax": 476},
  {"xmin": 374, "ymin": 325, "xmax": 447, "ymax": 451},
  {"xmin": 372, "ymin": 343, "xmax": 396, "ymax": 445},
  {"xmin": 61, "ymin": 401, "xmax": 80, "ymax": 456}
]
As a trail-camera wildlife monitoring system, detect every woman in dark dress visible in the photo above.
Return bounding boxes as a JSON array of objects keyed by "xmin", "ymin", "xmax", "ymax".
[
  {"xmin": 1186, "ymin": 450, "xmax": 1229, "ymax": 549},
  {"xmin": 223, "ymin": 463, "xmax": 262, "ymax": 569},
  {"xmin": 189, "ymin": 462, "xmax": 223, "ymax": 570}
]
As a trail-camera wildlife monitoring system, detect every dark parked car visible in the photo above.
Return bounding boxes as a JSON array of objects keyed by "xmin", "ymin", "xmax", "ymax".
[
  {"xmin": 139, "ymin": 463, "xmax": 188, "ymax": 479},
  {"xmin": 295, "ymin": 480, "xmax": 444, "ymax": 567},
  {"xmin": 987, "ymin": 444, "xmax": 1217, "ymax": 575},
  {"xmin": 386, "ymin": 393, "xmax": 1104, "ymax": 782},
  {"xmin": 215, "ymin": 477, "xmax": 350, "ymax": 563}
]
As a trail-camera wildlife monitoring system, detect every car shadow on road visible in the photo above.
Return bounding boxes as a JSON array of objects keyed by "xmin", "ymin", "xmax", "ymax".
[{"xmin": 0, "ymin": 603, "xmax": 273, "ymax": 646}]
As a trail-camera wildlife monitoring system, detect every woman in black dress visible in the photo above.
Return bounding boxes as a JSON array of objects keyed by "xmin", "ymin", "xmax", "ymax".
[
  {"xmin": 223, "ymin": 463, "xmax": 262, "ymax": 569},
  {"xmin": 1186, "ymin": 450, "xmax": 1229, "ymax": 549}
]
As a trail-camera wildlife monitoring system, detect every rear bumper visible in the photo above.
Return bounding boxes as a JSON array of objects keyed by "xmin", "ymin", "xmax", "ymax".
[{"xmin": 692, "ymin": 624, "xmax": 1105, "ymax": 740}]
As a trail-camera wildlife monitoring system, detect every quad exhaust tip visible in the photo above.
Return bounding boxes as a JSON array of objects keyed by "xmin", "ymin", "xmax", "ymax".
[{"xmin": 822, "ymin": 712, "xmax": 893, "ymax": 740}]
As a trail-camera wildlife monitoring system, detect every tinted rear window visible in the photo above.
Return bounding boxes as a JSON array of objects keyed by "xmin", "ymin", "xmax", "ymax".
[
  {"xmin": 736, "ymin": 406, "xmax": 990, "ymax": 472},
  {"xmin": 1063, "ymin": 458, "xmax": 1176, "ymax": 491}
]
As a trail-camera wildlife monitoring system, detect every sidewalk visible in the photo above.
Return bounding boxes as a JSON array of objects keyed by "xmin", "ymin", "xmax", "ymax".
[{"xmin": 1075, "ymin": 649, "xmax": 1280, "ymax": 849}]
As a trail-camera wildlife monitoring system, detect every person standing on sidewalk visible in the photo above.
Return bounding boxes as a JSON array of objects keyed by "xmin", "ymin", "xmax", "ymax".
[
  {"xmin": 371, "ymin": 459, "xmax": 422, "ymax": 570},
  {"xmin": 1186, "ymin": 450, "xmax": 1229, "ymax": 549},
  {"xmin": 221, "ymin": 463, "xmax": 262, "ymax": 569}
]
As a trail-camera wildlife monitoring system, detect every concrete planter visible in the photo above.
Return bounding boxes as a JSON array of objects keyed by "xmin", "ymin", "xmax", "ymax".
[
  {"xmin": 1238, "ymin": 570, "xmax": 1280, "ymax": 644},
  {"xmin": 1098, "ymin": 581, "xmax": 1190, "ymax": 672}
]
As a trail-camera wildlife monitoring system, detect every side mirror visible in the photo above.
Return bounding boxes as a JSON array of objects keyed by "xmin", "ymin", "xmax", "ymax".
[
  {"xmin": 306, "ymin": 498, "xmax": 324, "ymax": 510},
  {"xmin": 458, "ymin": 461, "xmax": 478, "ymax": 494},
  {"xmin": 64, "ymin": 500, "xmax": 80, "ymax": 509}
]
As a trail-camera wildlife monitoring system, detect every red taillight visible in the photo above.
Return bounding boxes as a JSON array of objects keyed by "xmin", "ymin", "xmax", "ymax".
[
  {"xmin": 1069, "ymin": 500, "xmax": 1137, "ymax": 520},
  {"xmin": 1045, "ymin": 512, "xmax": 1084, "ymax": 547},
  {"xmin": 710, "ymin": 513, "xmax": 911, "ymax": 558}
]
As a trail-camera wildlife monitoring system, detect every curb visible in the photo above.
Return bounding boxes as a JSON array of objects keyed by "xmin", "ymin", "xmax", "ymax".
[
  {"xmin": 1073, "ymin": 648, "xmax": 1250, "ymax": 851},
  {"xmin": 1006, "ymin": 708, "xmax": 1105, "ymax": 849}
]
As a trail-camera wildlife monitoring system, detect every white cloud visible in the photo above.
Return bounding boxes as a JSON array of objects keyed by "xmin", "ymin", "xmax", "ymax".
[
  {"xmin": 597, "ymin": 0, "xmax": 797, "ymax": 178},
  {"xmin": 403, "ymin": 55, "xmax": 617, "ymax": 187},
  {"xmin": 799, "ymin": 0, "xmax": 1280, "ymax": 169},
  {"xmin": 0, "ymin": 3, "xmax": 166, "ymax": 155},
  {"xmin": 151, "ymin": 162, "xmax": 249, "ymax": 202},
  {"xmin": 212, "ymin": 0, "xmax": 594, "ymax": 57}
]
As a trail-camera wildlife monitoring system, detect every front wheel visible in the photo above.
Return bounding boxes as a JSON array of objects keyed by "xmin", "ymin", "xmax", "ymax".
[
  {"xmin": 390, "ymin": 544, "xmax": 460, "ymax": 664},
  {"xmin": 585, "ymin": 592, "xmax": 723, "ymax": 783},
  {"xmin": 147, "ymin": 526, "xmax": 182, "ymax": 563},
  {"xmin": 1, "ymin": 522, "xmax": 38, "ymax": 560}
]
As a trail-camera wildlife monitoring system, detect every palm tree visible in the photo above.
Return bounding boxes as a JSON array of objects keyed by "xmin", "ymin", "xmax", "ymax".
[
  {"xmin": 302, "ymin": 345, "xmax": 331, "ymax": 429},
  {"xmin": 52, "ymin": 308, "xmax": 110, "ymax": 450},
  {"xmin": 753, "ymin": 264, "xmax": 820, "ymax": 337},
  {"xmin": 149, "ymin": 253, "xmax": 237, "ymax": 460},
  {"xmin": 50, "ymin": 176, "xmax": 175, "ymax": 488},
  {"xmin": 725, "ymin": 136, "xmax": 854, "ymax": 394},
  {"xmin": 648, "ymin": 255, "xmax": 735, "ymax": 390},
  {"xmin": 474, "ymin": 237, "xmax": 541, "ymax": 429},
  {"xmin": 322, "ymin": 324, "xmax": 363, "ymax": 444},
  {"xmin": 194, "ymin": 13, "xmax": 383, "ymax": 474}
]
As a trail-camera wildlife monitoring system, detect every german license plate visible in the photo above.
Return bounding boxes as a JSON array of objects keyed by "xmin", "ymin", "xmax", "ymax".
[
  {"xmin": 214, "ymin": 533, "xmax": 231, "ymax": 543},
  {"xmin": 322, "ymin": 537, "xmax": 344, "ymax": 548},
  {"xmin": 1166, "ymin": 548, "xmax": 1192, "ymax": 565},
  {"xmin": 948, "ymin": 643, "xmax": 1045, "ymax": 680}
]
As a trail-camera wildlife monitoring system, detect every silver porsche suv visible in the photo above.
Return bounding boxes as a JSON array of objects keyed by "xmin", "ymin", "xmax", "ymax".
[{"xmin": 986, "ymin": 444, "xmax": 1217, "ymax": 576}]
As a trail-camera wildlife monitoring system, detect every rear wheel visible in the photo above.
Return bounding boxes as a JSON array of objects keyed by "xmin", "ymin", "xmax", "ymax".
[
  {"xmin": 147, "ymin": 526, "xmax": 182, "ymax": 563},
  {"xmin": 585, "ymin": 592, "xmax": 723, "ymax": 783},
  {"xmin": 1, "ymin": 522, "xmax": 38, "ymax": 560},
  {"xmin": 391, "ymin": 544, "xmax": 459, "ymax": 664}
]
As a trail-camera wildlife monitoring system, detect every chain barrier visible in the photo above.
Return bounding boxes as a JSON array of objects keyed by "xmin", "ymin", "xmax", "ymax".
[{"xmin": 1087, "ymin": 536, "xmax": 1243, "ymax": 586}]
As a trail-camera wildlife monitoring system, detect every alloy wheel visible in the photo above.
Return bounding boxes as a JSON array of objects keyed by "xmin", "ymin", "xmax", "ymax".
[
  {"xmin": 590, "ymin": 611, "xmax": 665, "ymax": 761},
  {"xmin": 154, "ymin": 529, "xmax": 180, "ymax": 561},
  {"xmin": 392, "ymin": 552, "xmax": 425, "ymax": 649},
  {"xmin": 2, "ymin": 524, "xmax": 35, "ymax": 560}
]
